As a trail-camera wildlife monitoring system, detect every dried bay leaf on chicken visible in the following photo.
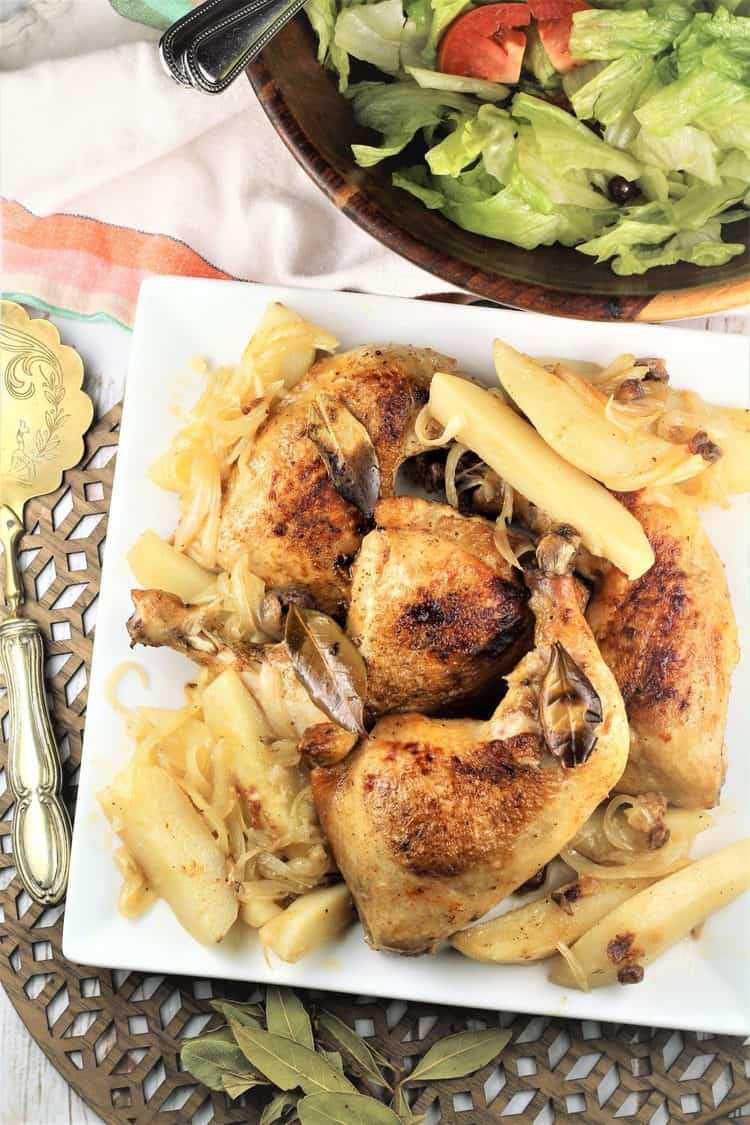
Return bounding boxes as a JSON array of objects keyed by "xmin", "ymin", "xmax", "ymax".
[
  {"xmin": 284, "ymin": 605, "xmax": 367, "ymax": 735},
  {"xmin": 540, "ymin": 642, "xmax": 603, "ymax": 768},
  {"xmin": 307, "ymin": 394, "xmax": 380, "ymax": 518}
]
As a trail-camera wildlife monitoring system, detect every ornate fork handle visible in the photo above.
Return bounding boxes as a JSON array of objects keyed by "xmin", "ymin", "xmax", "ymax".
[{"xmin": 0, "ymin": 617, "xmax": 71, "ymax": 905}]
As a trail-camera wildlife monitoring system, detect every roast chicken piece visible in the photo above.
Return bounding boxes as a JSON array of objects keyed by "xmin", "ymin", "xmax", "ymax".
[
  {"xmin": 129, "ymin": 496, "xmax": 530, "ymax": 719},
  {"xmin": 587, "ymin": 489, "xmax": 738, "ymax": 809},
  {"xmin": 348, "ymin": 496, "xmax": 530, "ymax": 715},
  {"xmin": 310, "ymin": 557, "xmax": 629, "ymax": 953},
  {"xmin": 216, "ymin": 345, "xmax": 454, "ymax": 615}
]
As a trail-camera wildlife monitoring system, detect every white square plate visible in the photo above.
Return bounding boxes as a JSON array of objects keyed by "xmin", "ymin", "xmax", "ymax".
[{"xmin": 64, "ymin": 278, "xmax": 750, "ymax": 1034}]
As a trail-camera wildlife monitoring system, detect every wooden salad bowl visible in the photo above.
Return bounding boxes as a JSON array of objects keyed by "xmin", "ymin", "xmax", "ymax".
[{"xmin": 247, "ymin": 21, "xmax": 750, "ymax": 321}]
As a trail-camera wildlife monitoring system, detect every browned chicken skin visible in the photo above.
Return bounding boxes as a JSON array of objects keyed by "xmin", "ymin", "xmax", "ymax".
[
  {"xmin": 349, "ymin": 496, "xmax": 530, "ymax": 715},
  {"xmin": 216, "ymin": 345, "xmax": 454, "ymax": 615},
  {"xmin": 587, "ymin": 489, "xmax": 739, "ymax": 809},
  {"xmin": 311, "ymin": 566, "xmax": 629, "ymax": 953},
  {"xmin": 128, "ymin": 493, "xmax": 530, "ymax": 721}
]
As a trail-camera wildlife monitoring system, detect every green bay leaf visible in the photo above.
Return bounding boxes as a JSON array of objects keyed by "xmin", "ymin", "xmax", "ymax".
[
  {"xmin": 266, "ymin": 986, "xmax": 315, "ymax": 1048},
  {"xmin": 320, "ymin": 1049, "xmax": 345, "ymax": 1073},
  {"xmin": 181, "ymin": 1032, "xmax": 260, "ymax": 1093},
  {"xmin": 298, "ymin": 1092, "xmax": 403, "ymax": 1124},
  {"xmin": 404, "ymin": 1029, "xmax": 511, "ymax": 1084},
  {"xmin": 210, "ymin": 999, "xmax": 264, "ymax": 1028},
  {"xmin": 231, "ymin": 1022, "xmax": 357, "ymax": 1095},
  {"xmin": 222, "ymin": 1074, "xmax": 269, "ymax": 1099},
  {"xmin": 316, "ymin": 1010, "xmax": 393, "ymax": 1089},
  {"xmin": 260, "ymin": 1091, "xmax": 300, "ymax": 1124}
]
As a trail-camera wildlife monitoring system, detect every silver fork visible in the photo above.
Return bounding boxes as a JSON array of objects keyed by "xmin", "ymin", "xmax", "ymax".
[{"xmin": 159, "ymin": 0, "xmax": 309, "ymax": 93}]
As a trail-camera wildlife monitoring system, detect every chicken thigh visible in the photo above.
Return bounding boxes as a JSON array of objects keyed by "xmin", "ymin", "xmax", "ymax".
[
  {"xmin": 587, "ymin": 488, "xmax": 738, "ymax": 809},
  {"xmin": 216, "ymin": 345, "xmax": 453, "ymax": 615},
  {"xmin": 349, "ymin": 496, "xmax": 530, "ymax": 715},
  {"xmin": 310, "ymin": 554, "xmax": 629, "ymax": 953}
]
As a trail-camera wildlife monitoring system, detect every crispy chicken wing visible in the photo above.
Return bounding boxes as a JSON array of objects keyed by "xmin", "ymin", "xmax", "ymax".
[
  {"xmin": 587, "ymin": 489, "xmax": 738, "ymax": 809},
  {"xmin": 348, "ymin": 497, "xmax": 530, "ymax": 715},
  {"xmin": 216, "ymin": 345, "xmax": 454, "ymax": 615},
  {"xmin": 310, "ymin": 561, "xmax": 629, "ymax": 953}
]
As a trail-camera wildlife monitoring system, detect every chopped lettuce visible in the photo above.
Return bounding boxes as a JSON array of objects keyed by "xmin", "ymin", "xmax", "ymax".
[
  {"xmin": 568, "ymin": 53, "xmax": 655, "ymax": 125},
  {"xmin": 607, "ymin": 223, "xmax": 746, "ymax": 274},
  {"xmin": 512, "ymin": 93, "xmax": 642, "ymax": 179},
  {"xmin": 425, "ymin": 105, "xmax": 514, "ymax": 176},
  {"xmin": 305, "ymin": 0, "xmax": 350, "ymax": 90},
  {"xmin": 348, "ymin": 80, "xmax": 476, "ymax": 166},
  {"xmin": 569, "ymin": 7, "xmax": 690, "ymax": 59},
  {"xmin": 636, "ymin": 66, "xmax": 746, "ymax": 134},
  {"xmin": 524, "ymin": 25, "xmax": 561, "ymax": 90},
  {"xmin": 630, "ymin": 124, "xmax": 720, "ymax": 184},
  {"xmin": 424, "ymin": 0, "xmax": 471, "ymax": 58},
  {"xmin": 405, "ymin": 65, "xmax": 509, "ymax": 102},
  {"xmin": 334, "ymin": 0, "xmax": 410, "ymax": 74},
  {"xmin": 392, "ymin": 165, "xmax": 447, "ymax": 206}
]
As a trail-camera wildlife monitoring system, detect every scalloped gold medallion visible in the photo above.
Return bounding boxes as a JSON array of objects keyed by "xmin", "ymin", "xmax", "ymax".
[{"xmin": 1, "ymin": 301, "xmax": 93, "ymax": 609}]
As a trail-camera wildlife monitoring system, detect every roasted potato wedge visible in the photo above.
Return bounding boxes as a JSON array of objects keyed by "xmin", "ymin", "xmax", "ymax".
[
  {"xmin": 451, "ymin": 876, "xmax": 652, "ymax": 963},
  {"xmin": 259, "ymin": 883, "xmax": 354, "ymax": 962},
  {"xmin": 549, "ymin": 839, "xmax": 750, "ymax": 989},
  {"xmin": 493, "ymin": 340, "xmax": 706, "ymax": 491},
  {"xmin": 428, "ymin": 372, "xmax": 654, "ymax": 579}
]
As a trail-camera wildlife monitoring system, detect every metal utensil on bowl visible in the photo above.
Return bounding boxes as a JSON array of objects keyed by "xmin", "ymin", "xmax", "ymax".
[
  {"xmin": 159, "ymin": 0, "xmax": 307, "ymax": 93},
  {"xmin": 0, "ymin": 302, "xmax": 93, "ymax": 905}
]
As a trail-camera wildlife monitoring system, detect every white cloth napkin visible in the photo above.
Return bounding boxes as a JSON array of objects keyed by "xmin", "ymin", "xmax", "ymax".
[{"xmin": 0, "ymin": 0, "xmax": 457, "ymax": 298}]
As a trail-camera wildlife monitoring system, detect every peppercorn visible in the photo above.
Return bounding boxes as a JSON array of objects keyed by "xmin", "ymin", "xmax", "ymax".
[{"xmin": 609, "ymin": 176, "xmax": 638, "ymax": 204}]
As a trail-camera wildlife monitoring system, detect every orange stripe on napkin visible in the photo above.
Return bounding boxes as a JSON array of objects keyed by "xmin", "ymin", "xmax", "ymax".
[{"xmin": 2, "ymin": 199, "xmax": 234, "ymax": 328}]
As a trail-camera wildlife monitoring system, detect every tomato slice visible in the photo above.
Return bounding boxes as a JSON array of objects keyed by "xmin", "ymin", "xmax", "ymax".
[
  {"xmin": 527, "ymin": 0, "xmax": 577, "ymax": 18},
  {"xmin": 438, "ymin": 5, "xmax": 530, "ymax": 84},
  {"xmin": 538, "ymin": 0, "xmax": 591, "ymax": 72}
]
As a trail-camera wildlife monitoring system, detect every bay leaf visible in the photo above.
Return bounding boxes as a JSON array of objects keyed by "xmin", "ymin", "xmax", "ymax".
[
  {"xmin": 307, "ymin": 393, "xmax": 380, "ymax": 519},
  {"xmin": 540, "ymin": 642, "xmax": 602, "ymax": 768},
  {"xmin": 284, "ymin": 605, "xmax": 367, "ymax": 735},
  {"xmin": 222, "ymin": 1074, "xmax": 269, "ymax": 1099},
  {"xmin": 404, "ymin": 1029, "xmax": 511, "ymax": 1084},
  {"xmin": 317, "ymin": 1010, "xmax": 393, "ymax": 1089},
  {"xmin": 260, "ymin": 1091, "xmax": 300, "ymax": 1125},
  {"xmin": 390, "ymin": 1085, "xmax": 426, "ymax": 1125},
  {"xmin": 210, "ymin": 998, "xmax": 264, "ymax": 1028},
  {"xmin": 320, "ymin": 1049, "xmax": 345, "ymax": 1073},
  {"xmin": 266, "ymin": 986, "xmax": 315, "ymax": 1049},
  {"xmin": 231, "ymin": 1022, "xmax": 358, "ymax": 1095},
  {"xmin": 298, "ymin": 1092, "xmax": 402, "ymax": 1125},
  {"xmin": 181, "ymin": 1032, "xmax": 261, "ymax": 1093}
]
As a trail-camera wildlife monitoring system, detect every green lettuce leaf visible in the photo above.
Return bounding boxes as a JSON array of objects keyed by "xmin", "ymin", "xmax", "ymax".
[
  {"xmin": 405, "ymin": 65, "xmax": 509, "ymax": 102},
  {"xmin": 392, "ymin": 165, "xmax": 447, "ymax": 207},
  {"xmin": 568, "ymin": 52, "xmax": 655, "ymax": 125},
  {"xmin": 512, "ymin": 93, "xmax": 642, "ymax": 178},
  {"xmin": 425, "ymin": 0, "xmax": 471, "ymax": 58},
  {"xmin": 698, "ymin": 97, "xmax": 750, "ymax": 158},
  {"xmin": 569, "ymin": 7, "xmax": 690, "ymax": 60},
  {"xmin": 348, "ymin": 80, "xmax": 477, "ymax": 166},
  {"xmin": 635, "ymin": 66, "xmax": 746, "ymax": 135},
  {"xmin": 630, "ymin": 124, "xmax": 720, "ymax": 184},
  {"xmin": 425, "ymin": 105, "xmax": 514, "ymax": 176},
  {"xmin": 334, "ymin": 0, "xmax": 409, "ymax": 74},
  {"xmin": 305, "ymin": 0, "xmax": 350, "ymax": 90},
  {"xmin": 608, "ymin": 222, "xmax": 746, "ymax": 274}
]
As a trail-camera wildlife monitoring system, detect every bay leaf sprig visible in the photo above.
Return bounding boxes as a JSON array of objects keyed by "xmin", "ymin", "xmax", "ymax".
[
  {"xmin": 307, "ymin": 393, "xmax": 380, "ymax": 519},
  {"xmin": 180, "ymin": 986, "xmax": 513, "ymax": 1124}
]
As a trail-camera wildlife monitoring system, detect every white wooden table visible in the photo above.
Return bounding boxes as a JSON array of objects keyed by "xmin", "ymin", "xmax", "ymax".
[{"xmin": 1, "ymin": 306, "xmax": 747, "ymax": 1125}]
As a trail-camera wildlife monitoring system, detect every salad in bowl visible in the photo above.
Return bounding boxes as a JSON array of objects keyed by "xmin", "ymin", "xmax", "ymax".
[{"xmin": 304, "ymin": 0, "xmax": 750, "ymax": 276}]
